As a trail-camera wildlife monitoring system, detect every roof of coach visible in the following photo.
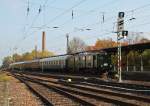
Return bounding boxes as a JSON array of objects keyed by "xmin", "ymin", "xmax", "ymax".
[
  {"xmin": 10, "ymin": 61, "xmax": 25, "ymax": 65},
  {"xmin": 10, "ymin": 59, "xmax": 39, "ymax": 65},
  {"xmin": 40, "ymin": 55, "xmax": 69, "ymax": 61}
]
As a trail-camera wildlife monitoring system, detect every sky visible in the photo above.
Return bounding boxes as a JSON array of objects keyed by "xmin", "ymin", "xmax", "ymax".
[{"xmin": 0, "ymin": 0, "xmax": 150, "ymax": 65}]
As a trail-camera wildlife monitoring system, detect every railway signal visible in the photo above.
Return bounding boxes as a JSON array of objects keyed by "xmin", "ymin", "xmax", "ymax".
[
  {"xmin": 117, "ymin": 12, "xmax": 124, "ymax": 35},
  {"xmin": 117, "ymin": 12, "xmax": 128, "ymax": 82},
  {"xmin": 122, "ymin": 30, "xmax": 128, "ymax": 37}
]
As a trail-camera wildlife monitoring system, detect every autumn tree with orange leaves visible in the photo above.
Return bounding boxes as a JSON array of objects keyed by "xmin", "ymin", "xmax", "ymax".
[
  {"xmin": 1, "ymin": 50, "xmax": 55, "ymax": 68},
  {"xmin": 86, "ymin": 38, "xmax": 128, "ymax": 51}
]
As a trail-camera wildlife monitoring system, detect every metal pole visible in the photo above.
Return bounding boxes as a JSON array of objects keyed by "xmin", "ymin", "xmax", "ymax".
[
  {"xmin": 42, "ymin": 61, "xmax": 44, "ymax": 73},
  {"xmin": 119, "ymin": 41, "xmax": 122, "ymax": 82},
  {"xmin": 66, "ymin": 34, "xmax": 69, "ymax": 54},
  {"xmin": 117, "ymin": 12, "xmax": 126, "ymax": 82},
  {"xmin": 141, "ymin": 54, "xmax": 143, "ymax": 72},
  {"xmin": 117, "ymin": 37, "xmax": 120, "ymax": 75},
  {"xmin": 133, "ymin": 51, "xmax": 136, "ymax": 72},
  {"xmin": 127, "ymin": 54, "xmax": 129, "ymax": 72},
  {"xmin": 117, "ymin": 34, "xmax": 122, "ymax": 82}
]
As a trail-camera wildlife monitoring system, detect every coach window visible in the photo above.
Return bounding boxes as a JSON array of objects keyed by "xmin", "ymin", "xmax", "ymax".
[
  {"xmin": 99, "ymin": 56, "xmax": 103, "ymax": 60},
  {"xmin": 82, "ymin": 56, "xmax": 85, "ymax": 60},
  {"xmin": 79, "ymin": 57, "xmax": 80, "ymax": 61},
  {"xmin": 75, "ymin": 57, "xmax": 78, "ymax": 61},
  {"xmin": 55, "ymin": 61, "xmax": 57, "ymax": 65},
  {"xmin": 88, "ymin": 55, "xmax": 91, "ymax": 60}
]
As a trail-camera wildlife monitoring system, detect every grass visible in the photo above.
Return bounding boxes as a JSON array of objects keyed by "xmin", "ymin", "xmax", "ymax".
[{"xmin": 0, "ymin": 72, "xmax": 11, "ymax": 82}]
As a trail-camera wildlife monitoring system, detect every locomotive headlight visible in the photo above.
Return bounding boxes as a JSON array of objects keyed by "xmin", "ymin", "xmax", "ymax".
[
  {"xmin": 68, "ymin": 78, "xmax": 72, "ymax": 82},
  {"xmin": 104, "ymin": 63, "xmax": 108, "ymax": 66}
]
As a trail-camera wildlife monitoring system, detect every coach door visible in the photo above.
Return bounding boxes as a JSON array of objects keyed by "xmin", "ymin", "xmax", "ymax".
[{"xmin": 93, "ymin": 55, "xmax": 97, "ymax": 69}]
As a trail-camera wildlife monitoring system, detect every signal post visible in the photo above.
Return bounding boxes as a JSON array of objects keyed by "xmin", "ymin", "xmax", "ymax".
[{"xmin": 117, "ymin": 12, "xmax": 128, "ymax": 82}]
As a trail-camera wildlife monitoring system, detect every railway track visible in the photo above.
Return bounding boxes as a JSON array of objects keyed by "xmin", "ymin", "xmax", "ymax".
[
  {"xmin": 20, "ymin": 72, "xmax": 150, "ymax": 95},
  {"xmin": 13, "ymin": 73, "xmax": 150, "ymax": 106},
  {"xmin": 12, "ymin": 74, "xmax": 53, "ymax": 106},
  {"xmin": 13, "ymin": 73, "xmax": 98, "ymax": 106}
]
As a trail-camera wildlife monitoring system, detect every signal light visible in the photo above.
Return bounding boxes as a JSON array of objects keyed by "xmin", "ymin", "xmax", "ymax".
[
  {"xmin": 122, "ymin": 30, "xmax": 128, "ymax": 37},
  {"xmin": 118, "ymin": 12, "xmax": 125, "ymax": 18}
]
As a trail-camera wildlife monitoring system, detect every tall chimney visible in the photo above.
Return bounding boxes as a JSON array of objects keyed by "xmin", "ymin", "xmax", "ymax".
[{"xmin": 42, "ymin": 31, "xmax": 46, "ymax": 52}]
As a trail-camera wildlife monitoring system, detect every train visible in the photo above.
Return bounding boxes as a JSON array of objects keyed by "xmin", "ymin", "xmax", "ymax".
[{"xmin": 9, "ymin": 51, "xmax": 113, "ymax": 75}]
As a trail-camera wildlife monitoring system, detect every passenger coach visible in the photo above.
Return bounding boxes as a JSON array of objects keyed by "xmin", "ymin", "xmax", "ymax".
[{"xmin": 9, "ymin": 51, "xmax": 113, "ymax": 74}]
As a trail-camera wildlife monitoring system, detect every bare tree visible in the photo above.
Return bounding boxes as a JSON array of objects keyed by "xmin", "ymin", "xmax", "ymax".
[
  {"xmin": 127, "ymin": 32, "xmax": 150, "ymax": 44},
  {"xmin": 68, "ymin": 37, "xmax": 87, "ymax": 53}
]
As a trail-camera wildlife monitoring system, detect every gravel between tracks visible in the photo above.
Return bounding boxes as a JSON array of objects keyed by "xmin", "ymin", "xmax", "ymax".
[
  {"xmin": 20, "ymin": 74, "xmax": 115, "ymax": 106},
  {"xmin": 26, "ymin": 81, "xmax": 80, "ymax": 106},
  {"xmin": 22, "ymin": 73, "xmax": 150, "ymax": 106},
  {"xmin": 0, "ymin": 72, "xmax": 43, "ymax": 106}
]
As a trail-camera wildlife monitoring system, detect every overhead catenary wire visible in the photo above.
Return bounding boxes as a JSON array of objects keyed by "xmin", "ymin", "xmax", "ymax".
[
  {"xmin": 18, "ymin": 0, "xmax": 88, "ymax": 44},
  {"xmin": 11, "ymin": 0, "xmax": 87, "ymax": 54},
  {"xmin": 21, "ymin": 0, "xmax": 85, "ymax": 41},
  {"xmin": 55, "ymin": 0, "xmax": 119, "ymax": 29},
  {"xmin": 22, "ymin": 0, "xmax": 150, "ymax": 42},
  {"xmin": 11, "ymin": 1, "xmax": 150, "ymax": 56},
  {"xmin": 58, "ymin": 7, "xmax": 145, "ymax": 35},
  {"xmin": 20, "ymin": 13, "xmax": 150, "ymax": 55},
  {"xmin": 40, "ymin": 0, "xmax": 88, "ymax": 29},
  {"xmin": 13, "ymin": 0, "xmax": 54, "ymax": 50},
  {"xmin": 27, "ymin": 0, "xmax": 30, "ymax": 16},
  {"xmin": 23, "ymin": 0, "xmax": 49, "ymax": 35}
]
